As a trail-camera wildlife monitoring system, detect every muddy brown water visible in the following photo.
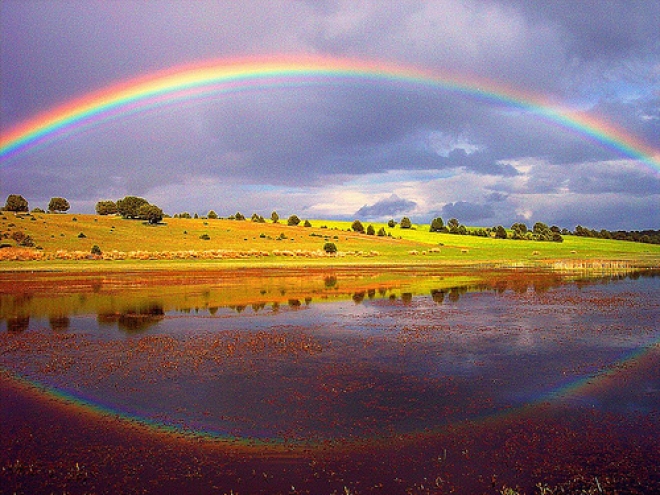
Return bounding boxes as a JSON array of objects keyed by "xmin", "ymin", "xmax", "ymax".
[{"xmin": 1, "ymin": 267, "xmax": 659, "ymax": 494}]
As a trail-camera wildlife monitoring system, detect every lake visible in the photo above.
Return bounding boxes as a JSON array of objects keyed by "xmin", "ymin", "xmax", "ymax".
[{"xmin": 1, "ymin": 266, "xmax": 659, "ymax": 494}]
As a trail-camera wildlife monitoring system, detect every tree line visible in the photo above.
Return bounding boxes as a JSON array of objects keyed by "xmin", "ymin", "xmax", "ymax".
[{"xmin": 2, "ymin": 194, "xmax": 658, "ymax": 244}]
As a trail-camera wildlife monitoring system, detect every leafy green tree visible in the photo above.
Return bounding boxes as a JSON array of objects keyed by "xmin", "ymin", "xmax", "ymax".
[
  {"xmin": 377, "ymin": 227, "xmax": 387, "ymax": 236},
  {"xmin": 271, "ymin": 211, "xmax": 279, "ymax": 223},
  {"xmin": 533, "ymin": 222, "xmax": 549, "ymax": 235},
  {"xmin": 400, "ymin": 217, "xmax": 412, "ymax": 229},
  {"xmin": 323, "ymin": 242, "xmax": 338, "ymax": 254},
  {"xmin": 251, "ymin": 213, "xmax": 265, "ymax": 223},
  {"xmin": 351, "ymin": 219, "xmax": 365, "ymax": 233},
  {"xmin": 234, "ymin": 212, "xmax": 246, "ymax": 221},
  {"xmin": 495, "ymin": 225, "xmax": 508, "ymax": 239},
  {"xmin": 207, "ymin": 210, "xmax": 218, "ymax": 219},
  {"xmin": 366, "ymin": 224, "xmax": 375, "ymax": 235},
  {"xmin": 304, "ymin": 220, "xmax": 312, "ymax": 227},
  {"xmin": 511, "ymin": 222, "xmax": 528, "ymax": 239},
  {"xmin": 3, "ymin": 194, "xmax": 28, "ymax": 212},
  {"xmin": 138, "ymin": 204, "xmax": 164, "ymax": 224},
  {"xmin": 48, "ymin": 197, "xmax": 70, "ymax": 213},
  {"xmin": 116, "ymin": 196, "xmax": 149, "ymax": 219},
  {"xmin": 430, "ymin": 217, "xmax": 445, "ymax": 232},
  {"xmin": 447, "ymin": 218, "xmax": 459, "ymax": 233},
  {"xmin": 96, "ymin": 200, "xmax": 118, "ymax": 215},
  {"xmin": 287, "ymin": 214, "xmax": 301, "ymax": 226},
  {"xmin": 387, "ymin": 219, "xmax": 396, "ymax": 228}
]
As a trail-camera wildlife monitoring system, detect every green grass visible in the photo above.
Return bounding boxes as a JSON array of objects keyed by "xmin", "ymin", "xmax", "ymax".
[{"xmin": 1, "ymin": 212, "xmax": 658, "ymax": 271}]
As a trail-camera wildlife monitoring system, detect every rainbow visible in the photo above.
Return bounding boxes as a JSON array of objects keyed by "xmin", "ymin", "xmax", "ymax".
[{"xmin": 1, "ymin": 55, "xmax": 659, "ymax": 171}]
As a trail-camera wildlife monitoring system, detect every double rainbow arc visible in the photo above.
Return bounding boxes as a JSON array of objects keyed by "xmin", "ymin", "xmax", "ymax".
[{"xmin": 1, "ymin": 55, "xmax": 659, "ymax": 172}]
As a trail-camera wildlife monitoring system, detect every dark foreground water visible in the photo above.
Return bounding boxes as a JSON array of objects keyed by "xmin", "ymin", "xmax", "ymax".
[{"xmin": 1, "ymin": 267, "xmax": 659, "ymax": 494}]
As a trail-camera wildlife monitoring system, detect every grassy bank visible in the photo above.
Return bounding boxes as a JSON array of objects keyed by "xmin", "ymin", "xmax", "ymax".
[{"xmin": 1, "ymin": 212, "xmax": 658, "ymax": 271}]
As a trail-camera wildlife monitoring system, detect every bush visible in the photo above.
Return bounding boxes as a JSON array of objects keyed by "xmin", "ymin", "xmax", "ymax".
[
  {"xmin": 199, "ymin": 234, "xmax": 211, "ymax": 240},
  {"xmin": 400, "ymin": 217, "xmax": 412, "ymax": 229},
  {"xmin": 91, "ymin": 245, "xmax": 102, "ymax": 255},
  {"xmin": 366, "ymin": 224, "xmax": 375, "ymax": 235},
  {"xmin": 287, "ymin": 215, "xmax": 301, "ymax": 226},
  {"xmin": 207, "ymin": 210, "xmax": 218, "ymax": 219}
]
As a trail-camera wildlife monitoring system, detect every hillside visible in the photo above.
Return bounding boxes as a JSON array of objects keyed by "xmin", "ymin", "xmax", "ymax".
[{"xmin": 1, "ymin": 212, "xmax": 659, "ymax": 270}]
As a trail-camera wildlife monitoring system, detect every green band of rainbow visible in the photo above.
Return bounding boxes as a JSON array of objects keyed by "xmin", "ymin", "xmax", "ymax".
[{"xmin": 1, "ymin": 55, "xmax": 659, "ymax": 171}]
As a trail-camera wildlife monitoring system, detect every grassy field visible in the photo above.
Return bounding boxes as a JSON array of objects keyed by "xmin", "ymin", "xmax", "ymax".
[{"xmin": 1, "ymin": 211, "xmax": 658, "ymax": 271}]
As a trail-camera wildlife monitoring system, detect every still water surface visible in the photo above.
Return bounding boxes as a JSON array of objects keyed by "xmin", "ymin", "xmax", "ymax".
[{"xmin": 1, "ymin": 267, "xmax": 659, "ymax": 493}]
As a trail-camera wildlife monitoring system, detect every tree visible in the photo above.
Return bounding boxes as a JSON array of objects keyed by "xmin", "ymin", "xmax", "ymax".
[
  {"xmin": 138, "ymin": 204, "xmax": 164, "ymax": 224},
  {"xmin": 377, "ymin": 227, "xmax": 387, "ymax": 236},
  {"xmin": 323, "ymin": 242, "xmax": 338, "ymax": 254},
  {"xmin": 447, "ymin": 218, "xmax": 459, "ymax": 233},
  {"xmin": 495, "ymin": 225, "xmax": 508, "ymax": 239},
  {"xmin": 271, "ymin": 211, "xmax": 279, "ymax": 223},
  {"xmin": 430, "ymin": 217, "xmax": 445, "ymax": 232},
  {"xmin": 351, "ymin": 219, "xmax": 365, "ymax": 233},
  {"xmin": 207, "ymin": 210, "xmax": 218, "ymax": 219},
  {"xmin": 387, "ymin": 219, "xmax": 396, "ymax": 228},
  {"xmin": 400, "ymin": 217, "xmax": 412, "ymax": 229},
  {"xmin": 48, "ymin": 197, "xmax": 70, "ymax": 213},
  {"xmin": 234, "ymin": 212, "xmax": 246, "ymax": 221},
  {"xmin": 304, "ymin": 220, "xmax": 312, "ymax": 227},
  {"xmin": 366, "ymin": 224, "xmax": 375, "ymax": 235},
  {"xmin": 3, "ymin": 194, "xmax": 28, "ymax": 212},
  {"xmin": 287, "ymin": 215, "xmax": 301, "ymax": 226},
  {"xmin": 96, "ymin": 200, "xmax": 118, "ymax": 215},
  {"xmin": 533, "ymin": 222, "xmax": 549, "ymax": 235},
  {"xmin": 511, "ymin": 222, "xmax": 528, "ymax": 239},
  {"xmin": 116, "ymin": 196, "xmax": 149, "ymax": 219}
]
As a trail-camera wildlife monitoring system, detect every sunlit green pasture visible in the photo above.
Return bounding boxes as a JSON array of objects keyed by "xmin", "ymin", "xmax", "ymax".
[{"xmin": 1, "ymin": 212, "xmax": 658, "ymax": 271}]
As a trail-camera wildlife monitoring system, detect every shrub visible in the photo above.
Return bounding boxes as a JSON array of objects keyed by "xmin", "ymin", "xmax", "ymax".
[
  {"xmin": 366, "ymin": 224, "xmax": 375, "ymax": 235},
  {"xmin": 78, "ymin": 232, "xmax": 86, "ymax": 238},
  {"xmin": 388, "ymin": 219, "xmax": 396, "ymax": 228},
  {"xmin": 199, "ymin": 234, "xmax": 211, "ymax": 240},
  {"xmin": 351, "ymin": 219, "xmax": 364, "ymax": 233},
  {"xmin": 207, "ymin": 210, "xmax": 218, "ymax": 219},
  {"xmin": 287, "ymin": 215, "xmax": 301, "ymax": 226},
  {"xmin": 400, "ymin": 217, "xmax": 412, "ymax": 229},
  {"xmin": 304, "ymin": 220, "xmax": 312, "ymax": 227},
  {"xmin": 91, "ymin": 245, "xmax": 102, "ymax": 255}
]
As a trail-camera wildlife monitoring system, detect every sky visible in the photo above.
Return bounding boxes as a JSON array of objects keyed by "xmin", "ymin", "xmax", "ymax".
[{"xmin": 1, "ymin": 0, "xmax": 659, "ymax": 230}]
